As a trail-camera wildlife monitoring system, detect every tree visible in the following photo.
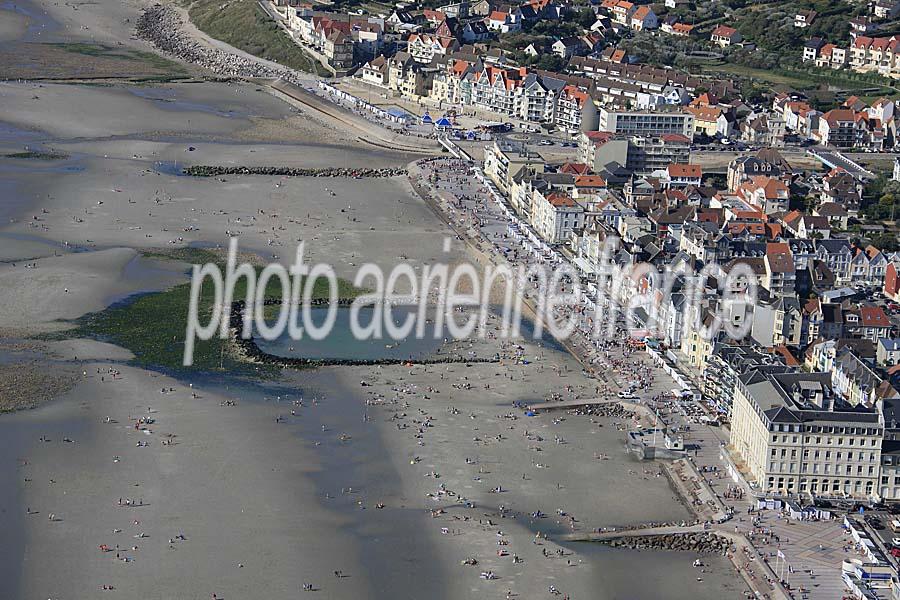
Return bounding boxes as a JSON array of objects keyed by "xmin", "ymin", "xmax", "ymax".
[
  {"xmin": 871, "ymin": 232, "xmax": 900, "ymax": 252},
  {"xmin": 533, "ymin": 53, "xmax": 565, "ymax": 71},
  {"xmin": 576, "ymin": 7, "xmax": 596, "ymax": 29}
]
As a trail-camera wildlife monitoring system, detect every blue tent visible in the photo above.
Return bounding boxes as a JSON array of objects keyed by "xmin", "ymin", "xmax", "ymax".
[
  {"xmin": 434, "ymin": 117, "xmax": 453, "ymax": 129},
  {"xmin": 421, "ymin": 111, "xmax": 433, "ymax": 124},
  {"xmin": 466, "ymin": 130, "xmax": 476, "ymax": 140}
]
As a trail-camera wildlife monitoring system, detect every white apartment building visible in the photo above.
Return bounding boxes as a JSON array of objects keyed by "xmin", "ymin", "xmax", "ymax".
[
  {"xmin": 730, "ymin": 371, "xmax": 883, "ymax": 499},
  {"xmin": 597, "ymin": 107, "xmax": 694, "ymax": 137},
  {"xmin": 531, "ymin": 190, "xmax": 585, "ymax": 244}
]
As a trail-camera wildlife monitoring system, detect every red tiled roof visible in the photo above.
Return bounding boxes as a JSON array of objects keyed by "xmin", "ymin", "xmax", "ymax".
[
  {"xmin": 860, "ymin": 305, "xmax": 890, "ymax": 327},
  {"xmin": 574, "ymin": 174, "xmax": 607, "ymax": 187},
  {"xmin": 711, "ymin": 25, "xmax": 737, "ymax": 37},
  {"xmin": 773, "ymin": 345, "xmax": 800, "ymax": 367},
  {"xmin": 667, "ymin": 163, "xmax": 702, "ymax": 178},
  {"xmin": 865, "ymin": 245, "xmax": 882, "ymax": 260},
  {"xmin": 547, "ymin": 192, "xmax": 576, "ymax": 207},
  {"xmin": 560, "ymin": 162, "xmax": 590, "ymax": 175},
  {"xmin": 766, "ymin": 242, "xmax": 795, "ymax": 273},
  {"xmin": 633, "ymin": 5, "xmax": 651, "ymax": 19},
  {"xmin": 823, "ymin": 109, "xmax": 857, "ymax": 126},
  {"xmin": 584, "ymin": 131, "xmax": 615, "ymax": 146}
]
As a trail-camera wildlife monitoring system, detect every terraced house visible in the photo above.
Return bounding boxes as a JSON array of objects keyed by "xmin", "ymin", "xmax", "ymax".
[
  {"xmin": 850, "ymin": 36, "xmax": 900, "ymax": 76},
  {"xmin": 407, "ymin": 33, "xmax": 459, "ymax": 63},
  {"xmin": 816, "ymin": 109, "xmax": 884, "ymax": 150},
  {"xmin": 427, "ymin": 60, "xmax": 597, "ymax": 131}
]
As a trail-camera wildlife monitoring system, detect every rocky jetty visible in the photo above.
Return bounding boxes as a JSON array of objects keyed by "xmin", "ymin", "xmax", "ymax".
[
  {"xmin": 570, "ymin": 403, "xmax": 635, "ymax": 418},
  {"xmin": 182, "ymin": 166, "xmax": 406, "ymax": 178},
  {"xmin": 135, "ymin": 4, "xmax": 309, "ymax": 84},
  {"xmin": 604, "ymin": 532, "xmax": 731, "ymax": 554}
]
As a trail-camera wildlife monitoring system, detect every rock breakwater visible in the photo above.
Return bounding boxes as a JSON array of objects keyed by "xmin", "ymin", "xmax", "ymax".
[
  {"xmin": 183, "ymin": 166, "xmax": 406, "ymax": 178},
  {"xmin": 570, "ymin": 403, "xmax": 635, "ymax": 418},
  {"xmin": 604, "ymin": 532, "xmax": 731, "ymax": 554},
  {"xmin": 136, "ymin": 3, "xmax": 308, "ymax": 84}
]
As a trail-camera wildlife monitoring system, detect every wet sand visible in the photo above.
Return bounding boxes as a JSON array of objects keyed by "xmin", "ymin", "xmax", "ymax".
[
  {"xmin": 1, "ymin": 356, "xmax": 374, "ymax": 600},
  {"xmin": 0, "ymin": 7, "xmax": 28, "ymax": 42}
]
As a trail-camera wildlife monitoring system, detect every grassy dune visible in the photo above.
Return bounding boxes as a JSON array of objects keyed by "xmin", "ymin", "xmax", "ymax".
[{"xmin": 186, "ymin": 0, "xmax": 330, "ymax": 76}]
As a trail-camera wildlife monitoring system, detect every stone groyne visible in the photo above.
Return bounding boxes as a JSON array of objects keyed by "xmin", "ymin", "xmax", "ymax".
[
  {"xmin": 602, "ymin": 532, "xmax": 731, "ymax": 554},
  {"xmin": 182, "ymin": 166, "xmax": 406, "ymax": 178}
]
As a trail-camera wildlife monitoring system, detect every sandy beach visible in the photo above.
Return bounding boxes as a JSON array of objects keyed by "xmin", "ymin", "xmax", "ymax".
[{"xmin": 0, "ymin": 0, "xmax": 748, "ymax": 597}]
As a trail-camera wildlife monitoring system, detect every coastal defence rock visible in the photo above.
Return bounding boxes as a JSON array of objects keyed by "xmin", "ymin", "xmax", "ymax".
[
  {"xmin": 568, "ymin": 403, "xmax": 635, "ymax": 419},
  {"xmin": 136, "ymin": 4, "xmax": 309, "ymax": 84},
  {"xmin": 182, "ymin": 166, "xmax": 406, "ymax": 178},
  {"xmin": 603, "ymin": 532, "xmax": 731, "ymax": 554}
]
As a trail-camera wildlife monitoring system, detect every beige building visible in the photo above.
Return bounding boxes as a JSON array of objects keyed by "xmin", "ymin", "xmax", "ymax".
[
  {"xmin": 679, "ymin": 303, "xmax": 716, "ymax": 373},
  {"xmin": 730, "ymin": 371, "xmax": 883, "ymax": 499},
  {"xmin": 483, "ymin": 141, "xmax": 546, "ymax": 194}
]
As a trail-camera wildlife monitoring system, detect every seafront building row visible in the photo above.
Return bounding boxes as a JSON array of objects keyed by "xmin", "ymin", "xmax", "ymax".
[
  {"xmin": 478, "ymin": 135, "xmax": 900, "ymax": 504},
  {"xmin": 353, "ymin": 47, "xmax": 900, "ymax": 152},
  {"xmin": 272, "ymin": 0, "xmax": 900, "ymax": 152}
]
